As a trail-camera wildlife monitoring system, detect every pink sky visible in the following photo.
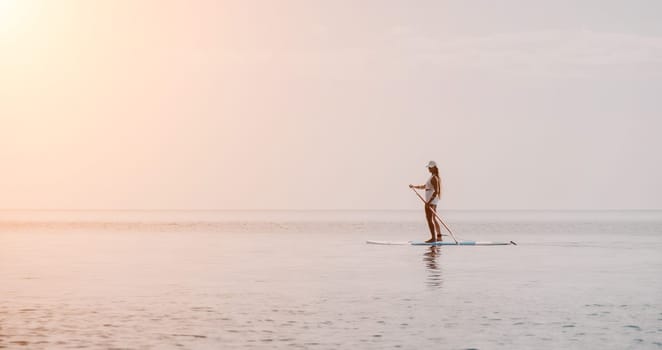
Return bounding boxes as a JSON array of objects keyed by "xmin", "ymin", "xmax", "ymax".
[{"xmin": 1, "ymin": 0, "xmax": 661, "ymax": 210}]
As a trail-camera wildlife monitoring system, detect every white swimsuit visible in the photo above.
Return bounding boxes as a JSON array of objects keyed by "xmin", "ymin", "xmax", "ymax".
[{"xmin": 424, "ymin": 175, "xmax": 440, "ymax": 206}]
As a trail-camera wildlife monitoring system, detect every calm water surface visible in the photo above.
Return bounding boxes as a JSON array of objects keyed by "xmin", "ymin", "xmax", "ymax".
[{"xmin": 1, "ymin": 211, "xmax": 661, "ymax": 349}]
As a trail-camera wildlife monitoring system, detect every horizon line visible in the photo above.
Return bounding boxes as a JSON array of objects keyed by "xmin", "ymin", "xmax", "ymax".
[{"xmin": 1, "ymin": 208, "xmax": 661, "ymax": 212}]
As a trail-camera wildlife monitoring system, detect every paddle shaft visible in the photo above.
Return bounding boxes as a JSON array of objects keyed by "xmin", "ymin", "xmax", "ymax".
[{"xmin": 410, "ymin": 187, "xmax": 459, "ymax": 244}]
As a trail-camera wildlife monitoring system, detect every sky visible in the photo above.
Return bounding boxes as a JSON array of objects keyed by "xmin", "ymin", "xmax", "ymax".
[{"xmin": 1, "ymin": 0, "xmax": 661, "ymax": 211}]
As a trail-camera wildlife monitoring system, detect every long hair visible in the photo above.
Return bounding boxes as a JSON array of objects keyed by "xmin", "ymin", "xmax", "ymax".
[{"xmin": 430, "ymin": 166, "xmax": 440, "ymax": 198}]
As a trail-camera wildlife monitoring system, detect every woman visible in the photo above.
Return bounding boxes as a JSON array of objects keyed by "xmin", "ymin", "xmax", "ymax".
[{"xmin": 409, "ymin": 161, "xmax": 442, "ymax": 243}]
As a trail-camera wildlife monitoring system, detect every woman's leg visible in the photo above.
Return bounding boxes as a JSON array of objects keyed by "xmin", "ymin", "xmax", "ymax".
[
  {"xmin": 431, "ymin": 205, "xmax": 442, "ymax": 241},
  {"xmin": 425, "ymin": 205, "xmax": 436, "ymax": 242}
]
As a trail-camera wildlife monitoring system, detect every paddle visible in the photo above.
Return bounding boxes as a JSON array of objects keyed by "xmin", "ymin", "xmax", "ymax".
[{"xmin": 409, "ymin": 187, "xmax": 459, "ymax": 244}]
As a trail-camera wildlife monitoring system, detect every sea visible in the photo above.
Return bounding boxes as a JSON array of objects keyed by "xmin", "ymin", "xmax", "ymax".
[{"xmin": 1, "ymin": 210, "xmax": 661, "ymax": 349}]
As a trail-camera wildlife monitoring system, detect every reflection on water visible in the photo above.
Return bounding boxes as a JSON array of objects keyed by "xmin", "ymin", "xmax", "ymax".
[
  {"xmin": 2, "ymin": 221, "xmax": 661, "ymax": 349},
  {"xmin": 423, "ymin": 246, "xmax": 443, "ymax": 289}
]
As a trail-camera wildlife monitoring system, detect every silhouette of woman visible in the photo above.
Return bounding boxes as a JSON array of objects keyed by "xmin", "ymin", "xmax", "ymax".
[{"xmin": 410, "ymin": 161, "xmax": 442, "ymax": 243}]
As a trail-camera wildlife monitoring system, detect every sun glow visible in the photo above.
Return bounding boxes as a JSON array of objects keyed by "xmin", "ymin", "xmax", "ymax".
[
  {"xmin": 0, "ymin": 0, "xmax": 20, "ymax": 30},
  {"xmin": 0, "ymin": 0, "xmax": 17, "ymax": 13},
  {"xmin": 0, "ymin": 0, "xmax": 41, "ymax": 38},
  {"xmin": 0, "ymin": 1, "xmax": 33, "ymax": 43}
]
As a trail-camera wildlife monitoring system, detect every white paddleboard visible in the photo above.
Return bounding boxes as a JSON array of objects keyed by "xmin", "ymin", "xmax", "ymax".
[
  {"xmin": 367, "ymin": 240, "xmax": 516, "ymax": 246},
  {"xmin": 410, "ymin": 241, "xmax": 515, "ymax": 246},
  {"xmin": 365, "ymin": 240, "xmax": 411, "ymax": 245}
]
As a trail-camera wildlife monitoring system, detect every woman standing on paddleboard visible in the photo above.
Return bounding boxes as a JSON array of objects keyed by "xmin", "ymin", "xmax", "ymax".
[{"xmin": 409, "ymin": 161, "xmax": 442, "ymax": 243}]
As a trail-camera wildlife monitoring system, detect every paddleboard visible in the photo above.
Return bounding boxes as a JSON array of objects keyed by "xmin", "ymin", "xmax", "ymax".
[
  {"xmin": 366, "ymin": 240, "xmax": 411, "ymax": 245},
  {"xmin": 410, "ymin": 241, "xmax": 516, "ymax": 246},
  {"xmin": 367, "ymin": 240, "xmax": 516, "ymax": 246}
]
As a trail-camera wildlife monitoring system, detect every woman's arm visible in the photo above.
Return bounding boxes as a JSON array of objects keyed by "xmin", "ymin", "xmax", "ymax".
[{"xmin": 409, "ymin": 184, "xmax": 425, "ymax": 190}]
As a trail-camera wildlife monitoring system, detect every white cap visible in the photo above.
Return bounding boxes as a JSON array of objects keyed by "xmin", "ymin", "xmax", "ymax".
[{"xmin": 426, "ymin": 160, "xmax": 437, "ymax": 168}]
